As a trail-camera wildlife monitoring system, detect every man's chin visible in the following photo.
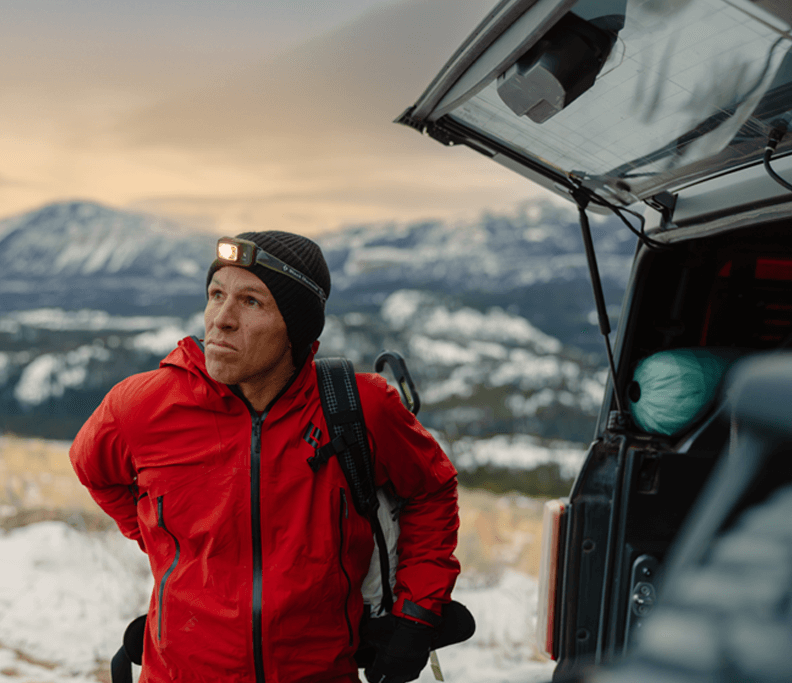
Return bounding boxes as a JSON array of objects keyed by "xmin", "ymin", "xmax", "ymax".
[{"xmin": 205, "ymin": 360, "xmax": 239, "ymax": 386}]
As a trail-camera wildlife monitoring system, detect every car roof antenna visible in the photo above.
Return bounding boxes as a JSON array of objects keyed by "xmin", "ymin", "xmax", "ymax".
[{"xmin": 570, "ymin": 185, "xmax": 629, "ymax": 431}]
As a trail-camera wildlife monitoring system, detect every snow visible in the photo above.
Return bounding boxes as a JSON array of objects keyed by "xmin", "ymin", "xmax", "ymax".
[
  {"xmin": 173, "ymin": 258, "xmax": 200, "ymax": 277},
  {"xmin": 506, "ymin": 389, "xmax": 559, "ymax": 418},
  {"xmin": 523, "ymin": 227, "xmax": 552, "ymax": 242},
  {"xmin": 452, "ymin": 435, "xmax": 586, "ymax": 478},
  {"xmin": 78, "ymin": 234, "xmax": 118, "ymax": 275},
  {"xmin": 0, "ymin": 522, "xmax": 151, "ymax": 681},
  {"xmin": 380, "ymin": 296, "xmax": 603, "ymax": 415},
  {"xmin": 0, "ymin": 650, "xmax": 96, "ymax": 683},
  {"xmin": 410, "ymin": 336, "xmax": 481, "ymax": 366},
  {"xmin": 0, "ymin": 352, "xmax": 9, "ymax": 384},
  {"xmin": 421, "ymin": 307, "xmax": 562, "ymax": 354},
  {"xmin": 380, "ymin": 292, "xmax": 564, "ymax": 356},
  {"xmin": 7, "ymin": 312, "xmax": 207, "ymax": 405},
  {"xmin": 489, "ymin": 352, "xmax": 564, "ymax": 388},
  {"xmin": 0, "ymin": 308, "xmax": 182, "ymax": 333},
  {"xmin": 13, "ymin": 345, "xmax": 111, "ymax": 406},
  {"xmin": 422, "ymin": 368, "xmax": 479, "ymax": 404},
  {"xmin": 129, "ymin": 325, "xmax": 190, "ymax": 356},
  {"xmin": 344, "ymin": 247, "xmax": 425, "ymax": 276},
  {"xmin": 581, "ymin": 373, "xmax": 608, "ymax": 410},
  {"xmin": 416, "ymin": 570, "xmax": 555, "ymax": 683},
  {"xmin": 381, "ymin": 290, "xmax": 429, "ymax": 329},
  {"xmin": 468, "ymin": 341, "xmax": 508, "ymax": 361},
  {"xmin": 0, "ymin": 522, "xmax": 554, "ymax": 683}
]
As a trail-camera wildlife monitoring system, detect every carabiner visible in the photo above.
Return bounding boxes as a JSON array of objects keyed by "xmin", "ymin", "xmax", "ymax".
[{"xmin": 374, "ymin": 351, "xmax": 421, "ymax": 416}]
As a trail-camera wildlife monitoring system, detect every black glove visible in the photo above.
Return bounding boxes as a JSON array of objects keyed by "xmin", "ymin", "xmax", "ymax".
[{"xmin": 364, "ymin": 617, "xmax": 435, "ymax": 683}]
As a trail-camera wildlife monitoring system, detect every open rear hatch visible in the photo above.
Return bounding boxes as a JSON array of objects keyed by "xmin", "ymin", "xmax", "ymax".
[
  {"xmin": 397, "ymin": 0, "xmax": 792, "ymax": 214},
  {"xmin": 396, "ymin": 4, "xmax": 792, "ymax": 674}
]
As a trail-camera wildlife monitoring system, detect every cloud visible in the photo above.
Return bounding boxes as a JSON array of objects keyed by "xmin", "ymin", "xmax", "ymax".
[
  {"xmin": 0, "ymin": 0, "xmax": 559, "ymax": 233},
  {"xmin": 110, "ymin": 0, "xmax": 553, "ymax": 233},
  {"xmin": 119, "ymin": 0, "xmax": 497, "ymax": 150}
]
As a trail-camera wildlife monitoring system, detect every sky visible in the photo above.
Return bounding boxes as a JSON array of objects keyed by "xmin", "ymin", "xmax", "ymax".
[{"xmin": 0, "ymin": 0, "xmax": 558, "ymax": 236}]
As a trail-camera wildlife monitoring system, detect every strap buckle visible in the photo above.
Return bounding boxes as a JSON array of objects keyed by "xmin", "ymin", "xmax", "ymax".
[{"xmin": 306, "ymin": 432, "xmax": 352, "ymax": 472}]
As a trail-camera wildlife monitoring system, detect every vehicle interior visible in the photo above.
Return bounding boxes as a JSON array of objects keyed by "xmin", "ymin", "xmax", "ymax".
[
  {"xmin": 621, "ymin": 225, "xmax": 792, "ymax": 365},
  {"xmin": 584, "ymin": 218, "xmax": 792, "ymax": 657}
]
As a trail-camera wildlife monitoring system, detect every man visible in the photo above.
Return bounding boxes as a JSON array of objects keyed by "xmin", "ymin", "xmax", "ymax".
[{"xmin": 70, "ymin": 231, "xmax": 461, "ymax": 683}]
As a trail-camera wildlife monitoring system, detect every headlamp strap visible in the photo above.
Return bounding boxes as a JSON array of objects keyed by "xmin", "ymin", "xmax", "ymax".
[{"xmin": 216, "ymin": 237, "xmax": 326, "ymax": 304}]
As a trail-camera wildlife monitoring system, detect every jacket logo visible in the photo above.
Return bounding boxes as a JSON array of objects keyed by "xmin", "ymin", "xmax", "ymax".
[{"xmin": 303, "ymin": 423, "xmax": 322, "ymax": 449}]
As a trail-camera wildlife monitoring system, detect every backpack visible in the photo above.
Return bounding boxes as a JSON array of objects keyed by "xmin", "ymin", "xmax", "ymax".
[
  {"xmin": 111, "ymin": 352, "xmax": 473, "ymax": 682},
  {"xmin": 307, "ymin": 355, "xmax": 415, "ymax": 620}
]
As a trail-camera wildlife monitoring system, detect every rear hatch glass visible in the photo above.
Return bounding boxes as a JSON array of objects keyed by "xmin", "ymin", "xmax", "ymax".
[{"xmin": 402, "ymin": 0, "xmax": 792, "ymax": 206}]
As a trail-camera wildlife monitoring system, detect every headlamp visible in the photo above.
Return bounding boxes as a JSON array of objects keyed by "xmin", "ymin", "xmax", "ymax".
[{"xmin": 215, "ymin": 237, "xmax": 326, "ymax": 304}]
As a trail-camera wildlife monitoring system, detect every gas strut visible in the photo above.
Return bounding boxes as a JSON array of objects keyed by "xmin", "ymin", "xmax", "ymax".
[{"xmin": 571, "ymin": 187, "xmax": 628, "ymax": 429}]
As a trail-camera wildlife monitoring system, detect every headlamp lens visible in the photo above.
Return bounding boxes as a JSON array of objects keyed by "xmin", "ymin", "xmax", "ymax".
[{"xmin": 218, "ymin": 242, "xmax": 239, "ymax": 262}]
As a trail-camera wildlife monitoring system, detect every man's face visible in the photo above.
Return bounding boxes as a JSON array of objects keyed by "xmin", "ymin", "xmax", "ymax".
[{"xmin": 204, "ymin": 267, "xmax": 294, "ymax": 392}]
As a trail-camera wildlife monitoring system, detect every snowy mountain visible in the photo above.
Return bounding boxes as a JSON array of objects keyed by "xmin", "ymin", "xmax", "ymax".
[
  {"xmin": 0, "ymin": 201, "xmax": 215, "ymax": 316},
  {"xmin": 0, "ymin": 295, "xmax": 597, "ymax": 496},
  {"xmin": 319, "ymin": 203, "xmax": 635, "ymax": 352},
  {"xmin": 0, "ymin": 199, "xmax": 632, "ymax": 482},
  {"xmin": 0, "ymin": 199, "xmax": 635, "ymax": 351},
  {"xmin": 319, "ymin": 289, "xmax": 606, "ymax": 446}
]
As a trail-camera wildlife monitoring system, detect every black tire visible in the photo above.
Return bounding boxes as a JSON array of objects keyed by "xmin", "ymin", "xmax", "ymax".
[{"xmin": 591, "ymin": 484, "xmax": 792, "ymax": 683}]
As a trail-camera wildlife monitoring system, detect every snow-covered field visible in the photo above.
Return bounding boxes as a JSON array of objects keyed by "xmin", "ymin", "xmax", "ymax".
[
  {"xmin": 0, "ymin": 433, "xmax": 560, "ymax": 683},
  {"xmin": 0, "ymin": 519, "xmax": 554, "ymax": 683}
]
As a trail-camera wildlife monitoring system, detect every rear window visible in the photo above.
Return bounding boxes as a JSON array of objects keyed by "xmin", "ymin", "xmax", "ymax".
[
  {"xmin": 701, "ymin": 255, "xmax": 792, "ymax": 348},
  {"xmin": 445, "ymin": 0, "xmax": 792, "ymax": 203}
]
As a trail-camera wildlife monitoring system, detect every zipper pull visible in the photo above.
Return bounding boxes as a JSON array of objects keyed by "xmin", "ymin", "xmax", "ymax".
[{"xmin": 340, "ymin": 488, "xmax": 348, "ymax": 518}]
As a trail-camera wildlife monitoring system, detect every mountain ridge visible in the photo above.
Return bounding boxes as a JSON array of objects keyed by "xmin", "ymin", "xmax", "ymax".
[
  {"xmin": 0, "ymin": 199, "xmax": 632, "ymax": 451},
  {"xmin": 0, "ymin": 199, "xmax": 634, "ymax": 353}
]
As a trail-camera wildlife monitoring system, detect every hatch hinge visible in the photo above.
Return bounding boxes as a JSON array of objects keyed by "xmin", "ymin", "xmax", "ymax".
[
  {"xmin": 645, "ymin": 191, "xmax": 677, "ymax": 230},
  {"xmin": 394, "ymin": 108, "xmax": 466, "ymax": 147},
  {"xmin": 424, "ymin": 120, "xmax": 468, "ymax": 147},
  {"xmin": 394, "ymin": 106, "xmax": 422, "ymax": 131}
]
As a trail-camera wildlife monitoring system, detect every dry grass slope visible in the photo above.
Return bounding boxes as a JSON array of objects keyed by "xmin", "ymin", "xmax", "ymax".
[{"xmin": 0, "ymin": 435, "xmax": 547, "ymax": 577}]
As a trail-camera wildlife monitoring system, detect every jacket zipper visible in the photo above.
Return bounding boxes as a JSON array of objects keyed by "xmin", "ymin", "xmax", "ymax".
[
  {"xmin": 250, "ymin": 414, "xmax": 266, "ymax": 683},
  {"xmin": 338, "ymin": 487, "xmax": 354, "ymax": 646},
  {"xmin": 157, "ymin": 495, "xmax": 181, "ymax": 644},
  {"xmin": 230, "ymin": 370, "xmax": 298, "ymax": 683}
]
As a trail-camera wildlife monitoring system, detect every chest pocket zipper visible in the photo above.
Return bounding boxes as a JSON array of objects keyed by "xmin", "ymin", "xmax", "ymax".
[
  {"xmin": 338, "ymin": 488, "xmax": 354, "ymax": 646},
  {"xmin": 157, "ymin": 495, "xmax": 181, "ymax": 644}
]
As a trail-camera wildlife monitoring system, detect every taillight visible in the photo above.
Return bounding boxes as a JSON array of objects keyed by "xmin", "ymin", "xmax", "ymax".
[{"xmin": 536, "ymin": 498, "xmax": 567, "ymax": 660}]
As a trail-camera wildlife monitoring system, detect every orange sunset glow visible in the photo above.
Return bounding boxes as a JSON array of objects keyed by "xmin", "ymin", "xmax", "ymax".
[{"xmin": 0, "ymin": 0, "xmax": 558, "ymax": 236}]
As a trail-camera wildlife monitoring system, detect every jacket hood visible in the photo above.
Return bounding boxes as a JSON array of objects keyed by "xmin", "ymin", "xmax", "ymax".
[
  {"xmin": 160, "ymin": 336, "xmax": 210, "ymax": 375},
  {"xmin": 159, "ymin": 336, "xmax": 318, "ymax": 414}
]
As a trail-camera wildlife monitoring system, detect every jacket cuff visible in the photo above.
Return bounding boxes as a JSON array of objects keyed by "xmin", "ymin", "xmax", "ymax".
[{"xmin": 393, "ymin": 598, "xmax": 443, "ymax": 628}]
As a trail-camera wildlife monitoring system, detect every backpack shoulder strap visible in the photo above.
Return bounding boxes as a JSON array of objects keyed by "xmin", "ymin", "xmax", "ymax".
[
  {"xmin": 310, "ymin": 357, "xmax": 393, "ymax": 612},
  {"xmin": 309, "ymin": 358, "xmax": 377, "ymax": 515}
]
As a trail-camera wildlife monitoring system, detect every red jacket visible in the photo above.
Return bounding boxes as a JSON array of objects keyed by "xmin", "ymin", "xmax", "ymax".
[{"xmin": 70, "ymin": 337, "xmax": 460, "ymax": 683}]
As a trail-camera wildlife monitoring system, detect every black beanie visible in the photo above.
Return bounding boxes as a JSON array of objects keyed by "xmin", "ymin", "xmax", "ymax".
[{"xmin": 206, "ymin": 231, "xmax": 331, "ymax": 367}]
